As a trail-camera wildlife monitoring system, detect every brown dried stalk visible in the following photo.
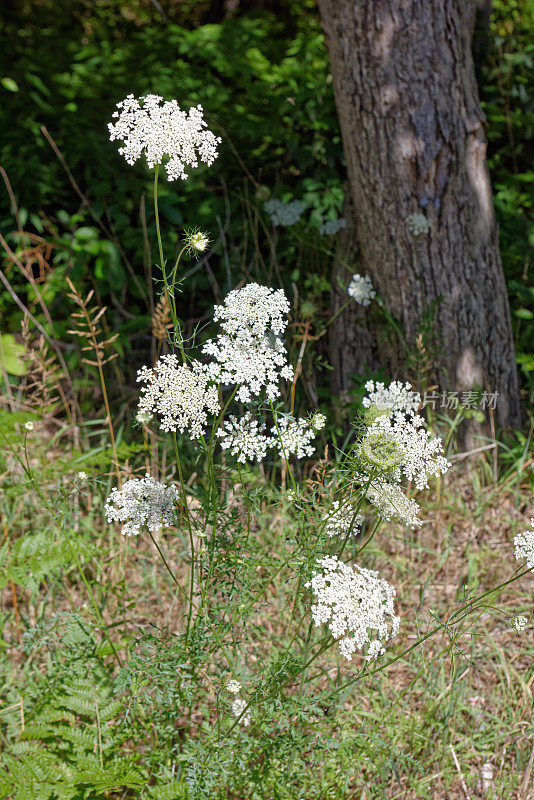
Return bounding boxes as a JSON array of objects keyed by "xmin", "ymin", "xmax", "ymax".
[
  {"xmin": 66, "ymin": 277, "xmax": 120, "ymax": 480},
  {"xmin": 21, "ymin": 318, "xmax": 64, "ymax": 416},
  {"xmin": 152, "ymin": 293, "xmax": 172, "ymax": 341}
]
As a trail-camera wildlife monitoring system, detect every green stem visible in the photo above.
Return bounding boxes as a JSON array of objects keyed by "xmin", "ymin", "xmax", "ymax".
[
  {"xmin": 153, "ymin": 165, "xmax": 165, "ymax": 271},
  {"xmin": 270, "ymin": 402, "xmax": 297, "ymax": 492},
  {"xmin": 153, "ymin": 165, "xmax": 186, "ymax": 360}
]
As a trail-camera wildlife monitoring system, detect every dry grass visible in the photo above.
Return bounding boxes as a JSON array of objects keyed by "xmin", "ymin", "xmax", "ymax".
[{"xmin": 1, "ymin": 389, "xmax": 532, "ymax": 798}]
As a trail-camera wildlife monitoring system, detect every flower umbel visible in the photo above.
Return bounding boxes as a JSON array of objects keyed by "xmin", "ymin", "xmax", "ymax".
[
  {"xmin": 366, "ymin": 479, "xmax": 422, "ymax": 528},
  {"xmin": 323, "ymin": 500, "xmax": 363, "ymax": 538},
  {"xmin": 310, "ymin": 412, "xmax": 327, "ymax": 432},
  {"xmin": 306, "ymin": 556, "xmax": 400, "ymax": 661},
  {"xmin": 514, "ymin": 519, "xmax": 534, "ymax": 571},
  {"xmin": 105, "ymin": 474, "xmax": 179, "ymax": 537},
  {"xmin": 360, "ymin": 432, "xmax": 406, "ymax": 472},
  {"xmin": 211, "ymin": 283, "xmax": 290, "ymax": 339},
  {"xmin": 203, "ymin": 284, "xmax": 293, "ymax": 403},
  {"xmin": 359, "ymin": 411, "xmax": 449, "ymax": 490},
  {"xmin": 232, "ymin": 698, "xmax": 252, "ymax": 726},
  {"xmin": 272, "ymin": 416, "xmax": 316, "ymax": 460},
  {"xmin": 217, "ymin": 412, "xmax": 271, "ymax": 463},
  {"xmin": 184, "ymin": 229, "xmax": 209, "ymax": 254},
  {"xmin": 137, "ymin": 355, "xmax": 219, "ymax": 438},
  {"xmin": 348, "ymin": 274, "xmax": 376, "ymax": 306},
  {"xmin": 362, "ymin": 380, "xmax": 421, "ymax": 417},
  {"xmin": 108, "ymin": 94, "xmax": 221, "ymax": 181},
  {"xmin": 508, "ymin": 614, "xmax": 528, "ymax": 633}
]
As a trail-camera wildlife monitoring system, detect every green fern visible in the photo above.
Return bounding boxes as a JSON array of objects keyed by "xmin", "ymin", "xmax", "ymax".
[{"xmin": 0, "ymin": 617, "xmax": 148, "ymax": 799}]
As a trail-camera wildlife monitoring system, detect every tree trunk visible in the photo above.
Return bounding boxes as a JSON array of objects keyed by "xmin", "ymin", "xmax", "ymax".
[
  {"xmin": 330, "ymin": 187, "xmax": 380, "ymax": 398},
  {"xmin": 318, "ymin": 0, "xmax": 521, "ymax": 430}
]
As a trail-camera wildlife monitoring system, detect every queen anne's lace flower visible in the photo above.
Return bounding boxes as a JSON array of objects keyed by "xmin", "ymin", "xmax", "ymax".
[
  {"xmin": 185, "ymin": 229, "xmax": 209, "ymax": 253},
  {"xmin": 227, "ymin": 680, "xmax": 242, "ymax": 695},
  {"xmin": 508, "ymin": 614, "xmax": 528, "ymax": 633},
  {"xmin": 264, "ymin": 199, "xmax": 306, "ymax": 227},
  {"xmin": 105, "ymin": 474, "xmax": 179, "ymax": 536},
  {"xmin": 310, "ymin": 412, "xmax": 327, "ymax": 432},
  {"xmin": 514, "ymin": 519, "xmax": 534, "ymax": 571},
  {"xmin": 272, "ymin": 416, "xmax": 316, "ymax": 460},
  {"xmin": 202, "ymin": 284, "xmax": 293, "ymax": 403},
  {"xmin": 348, "ymin": 274, "xmax": 376, "ymax": 306},
  {"xmin": 204, "ymin": 337, "xmax": 293, "ymax": 403},
  {"xmin": 324, "ymin": 500, "xmax": 362, "ymax": 538},
  {"xmin": 359, "ymin": 412, "xmax": 449, "ymax": 490},
  {"xmin": 217, "ymin": 412, "xmax": 271, "ymax": 463},
  {"xmin": 366, "ymin": 479, "xmax": 422, "ymax": 528},
  {"xmin": 137, "ymin": 355, "xmax": 219, "ymax": 438},
  {"xmin": 232, "ymin": 698, "xmax": 252, "ymax": 726},
  {"xmin": 306, "ymin": 556, "xmax": 400, "ymax": 661},
  {"xmin": 108, "ymin": 94, "xmax": 221, "ymax": 181},
  {"xmin": 363, "ymin": 380, "xmax": 420, "ymax": 417},
  {"xmin": 212, "ymin": 283, "xmax": 290, "ymax": 338}
]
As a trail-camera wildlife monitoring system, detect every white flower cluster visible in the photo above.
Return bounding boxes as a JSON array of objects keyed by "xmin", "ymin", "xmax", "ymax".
[
  {"xmin": 108, "ymin": 94, "xmax": 221, "ymax": 181},
  {"xmin": 324, "ymin": 500, "xmax": 362, "ymax": 538},
  {"xmin": 319, "ymin": 218, "xmax": 347, "ymax": 236},
  {"xmin": 363, "ymin": 380, "xmax": 420, "ymax": 417},
  {"xmin": 310, "ymin": 412, "xmax": 327, "ymax": 432},
  {"xmin": 405, "ymin": 213, "xmax": 432, "ymax": 236},
  {"xmin": 306, "ymin": 556, "xmax": 400, "ymax": 661},
  {"xmin": 264, "ymin": 198, "xmax": 307, "ymax": 227},
  {"xmin": 105, "ymin": 474, "xmax": 179, "ymax": 536},
  {"xmin": 212, "ymin": 283, "xmax": 290, "ymax": 338},
  {"xmin": 360, "ymin": 412, "xmax": 450, "ymax": 490},
  {"xmin": 348, "ymin": 274, "xmax": 376, "ymax": 306},
  {"xmin": 366, "ymin": 479, "xmax": 422, "ymax": 528},
  {"xmin": 226, "ymin": 679, "xmax": 242, "ymax": 695},
  {"xmin": 136, "ymin": 409, "xmax": 153, "ymax": 426},
  {"xmin": 185, "ymin": 229, "xmax": 209, "ymax": 253},
  {"xmin": 203, "ymin": 284, "xmax": 293, "ymax": 403},
  {"xmin": 514, "ymin": 519, "xmax": 534, "ymax": 571},
  {"xmin": 231, "ymin": 698, "xmax": 252, "ymax": 726},
  {"xmin": 137, "ymin": 355, "xmax": 219, "ymax": 438},
  {"xmin": 217, "ymin": 413, "xmax": 271, "ymax": 463},
  {"xmin": 508, "ymin": 614, "xmax": 528, "ymax": 633},
  {"xmin": 272, "ymin": 416, "xmax": 316, "ymax": 459}
]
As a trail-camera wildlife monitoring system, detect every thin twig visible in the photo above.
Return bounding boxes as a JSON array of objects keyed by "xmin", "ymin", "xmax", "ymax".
[
  {"xmin": 40, "ymin": 125, "xmax": 147, "ymax": 298},
  {"xmin": 0, "ymin": 254, "xmax": 82, "ymax": 422},
  {"xmin": 450, "ymin": 744, "xmax": 472, "ymax": 800},
  {"xmin": 449, "ymin": 443, "xmax": 498, "ymax": 462}
]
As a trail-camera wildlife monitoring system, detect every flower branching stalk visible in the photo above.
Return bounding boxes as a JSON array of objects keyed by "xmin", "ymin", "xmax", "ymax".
[{"xmin": 41, "ymin": 91, "xmax": 530, "ymax": 792}]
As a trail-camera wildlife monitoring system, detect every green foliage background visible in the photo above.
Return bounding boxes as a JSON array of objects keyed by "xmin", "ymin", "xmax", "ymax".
[{"xmin": 0, "ymin": 0, "xmax": 532, "ymax": 391}]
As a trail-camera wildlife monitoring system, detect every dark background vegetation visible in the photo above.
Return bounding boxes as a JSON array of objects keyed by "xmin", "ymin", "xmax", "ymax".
[{"xmin": 0, "ymin": 0, "xmax": 532, "ymax": 411}]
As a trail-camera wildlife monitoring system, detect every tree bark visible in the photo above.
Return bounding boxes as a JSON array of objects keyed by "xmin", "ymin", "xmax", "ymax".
[
  {"xmin": 330, "ymin": 188, "xmax": 380, "ymax": 398},
  {"xmin": 318, "ymin": 0, "xmax": 521, "ymax": 429}
]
